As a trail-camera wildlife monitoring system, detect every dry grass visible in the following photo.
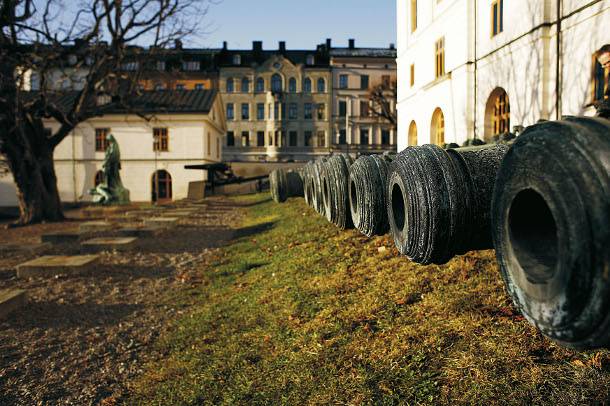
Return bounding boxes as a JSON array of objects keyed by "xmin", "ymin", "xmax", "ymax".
[{"xmin": 126, "ymin": 194, "xmax": 610, "ymax": 405}]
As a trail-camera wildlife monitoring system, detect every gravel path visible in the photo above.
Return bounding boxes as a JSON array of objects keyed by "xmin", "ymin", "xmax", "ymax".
[{"xmin": 0, "ymin": 197, "xmax": 244, "ymax": 405}]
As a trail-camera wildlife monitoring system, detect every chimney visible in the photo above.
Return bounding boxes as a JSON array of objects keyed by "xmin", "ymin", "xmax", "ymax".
[
  {"xmin": 389, "ymin": 43, "xmax": 396, "ymax": 50},
  {"xmin": 326, "ymin": 38, "xmax": 332, "ymax": 49},
  {"xmin": 279, "ymin": 41, "xmax": 286, "ymax": 52},
  {"xmin": 222, "ymin": 41, "xmax": 227, "ymax": 50},
  {"xmin": 174, "ymin": 39, "xmax": 183, "ymax": 49},
  {"xmin": 348, "ymin": 38, "xmax": 355, "ymax": 49},
  {"xmin": 253, "ymin": 41, "xmax": 263, "ymax": 52}
]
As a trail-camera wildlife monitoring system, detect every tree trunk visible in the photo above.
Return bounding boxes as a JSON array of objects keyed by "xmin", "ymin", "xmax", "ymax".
[{"xmin": 4, "ymin": 138, "xmax": 64, "ymax": 225}]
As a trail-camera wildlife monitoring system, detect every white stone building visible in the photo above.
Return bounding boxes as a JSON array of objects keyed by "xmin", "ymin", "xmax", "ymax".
[
  {"xmin": 396, "ymin": 0, "xmax": 610, "ymax": 150},
  {"xmin": 0, "ymin": 90, "xmax": 226, "ymax": 206}
]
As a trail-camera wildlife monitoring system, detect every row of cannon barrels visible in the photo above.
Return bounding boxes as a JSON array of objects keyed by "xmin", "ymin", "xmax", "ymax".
[{"xmin": 269, "ymin": 116, "xmax": 610, "ymax": 350}]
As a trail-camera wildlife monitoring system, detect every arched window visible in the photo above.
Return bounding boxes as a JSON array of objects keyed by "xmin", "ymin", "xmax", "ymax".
[
  {"xmin": 152, "ymin": 170, "xmax": 172, "ymax": 202},
  {"xmin": 271, "ymin": 74, "xmax": 282, "ymax": 92},
  {"xmin": 255, "ymin": 77, "xmax": 265, "ymax": 92},
  {"xmin": 94, "ymin": 170, "xmax": 104, "ymax": 186},
  {"xmin": 303, "ymin": 77, "xmax": 312, "ymax": 93},
  {"xmin": 317, "ymin": 78, "xmax": 326, "ymax": 93},
  {"xmin": 241, "ymin": 77, "xmax": 250, "ymax": 93},
  {"xmin": 484, "ymin": 87, "xmax": 510, "ymax": 141},
  {"xmin": 430, "ymin": 108, "xmax": 445, "ymax": 146},
  {"xmin": 408, "ymin": 121, "xmax": 418, "ymax": 146},
  {"xmin": 288, "ymin": 77, "xmax": 297, "ymax": 93},
  {"xmin": 226, "ymin": 78, "xmax": 234, "ymax": 93}
]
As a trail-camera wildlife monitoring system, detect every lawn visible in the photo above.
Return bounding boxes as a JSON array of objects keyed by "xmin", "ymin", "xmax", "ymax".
[{"xmin": 126, "ymin": 193, "xmax": 610, "ymax": 405}]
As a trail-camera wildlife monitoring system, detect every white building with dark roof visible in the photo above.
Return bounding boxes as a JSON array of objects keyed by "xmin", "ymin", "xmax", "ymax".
[{"xmin": 0, "ymin": 90, "xmax": 226, "ymax": 206}]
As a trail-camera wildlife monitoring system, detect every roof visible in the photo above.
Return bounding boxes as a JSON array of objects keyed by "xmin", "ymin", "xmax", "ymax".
[
  {"xmin": 329, "ymin": 48, "xmax": 397, "ymax": 58},
  {"xmin": 27, "ymin": 89, "xmax": 218, "ymax": 115}
]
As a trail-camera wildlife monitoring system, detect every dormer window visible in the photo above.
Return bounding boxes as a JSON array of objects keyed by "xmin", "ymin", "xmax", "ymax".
[
  {"xmin": 156, "ymin": 61, "xmax": 166, "ymax": 71},
  {"xmin": 233, "ymin": 54, "xmax": 242, "ymax": 65},
  {"xmin": 306, "ymin": 55, "xmax": 315, "ymax": 65},
  {"xmin": 182, "ymin": 61, "xmax": 200, "ymax": 71},
  {"xmin": 68, "ymin": 54, "xmax": 77, "ymax": 66}
]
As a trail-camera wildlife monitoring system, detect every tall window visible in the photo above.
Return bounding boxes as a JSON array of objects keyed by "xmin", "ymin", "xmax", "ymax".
[
  {"xmin": 316, "ymin": 131, "xmax": 326, "ymax": 147},
  {"xmin": 289, "ymin": 103, "xmax": 298, "ymax": 119},
  {"xmin": 304, "ymin": 103, "xmax": 313, "ymax": 119},
  {"xmin": 411, "ymin": 0, "xmax": 417, "ymax": 32},
  {"xmin": 95, "ymin": 128, "xmax": 110, "ymax": 152},
  {"xmin": 360, "ymin": 128, "xmax": 369, "ymax": 145},
  {"xmin": 227, "ymin": 131, "xmax": 235, "ymax": 146},
  {"xmin": 226, "ymin": 103, "xmax": 234, "ymax": 120},
  {"xmin": 382, "ymin": 75, "xmax": 391, "ymax": 88},
  {"xmin": 317, "ymin": 78, "xmax": 326, "ymax": 93},
  {"xmin": 303, "ymin": 78, "xmax": 312, "ymax": 93},
  {"xmin": 226, "ymin": 78, "xmax": 234, "ymax": 93},
  {"xmin": 289, "ymin": 131, "xmax": 298, "ymax": 147},
  {"xmin": 152, "ymin": 170, "xmax": 172, "ymax": 202},
  {"xmin": 431, "ymin": 108, "xmax": 445, "ymax": 145},
  {"xmin": 408, "ymin": 120, "xmax": 418, "ymax": 146},
  {"xmin": 339, "ymin": 74, "xmax": 348, "ymax": 89},
  {"xmin": 241, "ymin": 103, "xmax": 250, "ymax": 120},
  {"xmin": 410, "ymin": 64, "xmax": 415, "ymax": 87},
  {"xmin": 289, "ymin": 77, "xmax": 297, "ymax": 92},
  {"xmin": 153, "ymin": 128, "xmax": 169, "ymax": 151},
  {"xmin": 435, "ymin": 37, "xmax": 445, "ymax": 78},
  {"xmin": 241, "ymin": 77, "xmax": 250, "ymax": 93},
  {"xmin": 241, "ymin": 131, "xmax": 250, "ymax": 147},
  {"xmin": 257, "ymin": 131, "xmax": 265, "ymax": 147},
  {"xmin": 360, "ymin": 101, "xmax": 369, "ymax": 117},
  {"xmin": 256, "ymin": 77, "xmax": 265, "ymax": 92},
  {"xmin": 492, "ymin": 90, "xmax": 510, "ymax": 135},
  {"xmin": 257, "ymin": 103, "xmax": 265, "ymax": 120},
  {"xmin": 271, "ymin": 74, "xmax": 282, "ymax": 92},
  {"xmin": 381, "ymin": 130, "xmax": 390, "ymax": 145},
  {"xmin": 338, "ymin": 100, "xmax": 347, "ymax": 116},
  {"xmin": 360, "ymin": 75, "xmax": 369, "ymax": 90},
  {"xmin": 317, "ymin": 103, "xmax": 326, "ymax": 120},
  {"xmin": 592, "ymin": 55, "xmax": 609, "ymax": 103},
  {"xmin": 492, "ymin": 0, "xmax": 504, "ymax": 36},
  {"xmin": 304, "ymin": 131, "xmax": 313, "ymax": 146}
]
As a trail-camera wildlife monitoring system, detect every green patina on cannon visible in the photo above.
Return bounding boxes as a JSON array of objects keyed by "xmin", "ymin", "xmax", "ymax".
[{"xmin": 90, "ymin": 134, "xmax": 130, "ymax": 205}]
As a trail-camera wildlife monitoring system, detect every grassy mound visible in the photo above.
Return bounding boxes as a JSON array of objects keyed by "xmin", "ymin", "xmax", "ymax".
[{"xmin": 127, "ymin": 194, "xmax": 610, "ymax": 405}]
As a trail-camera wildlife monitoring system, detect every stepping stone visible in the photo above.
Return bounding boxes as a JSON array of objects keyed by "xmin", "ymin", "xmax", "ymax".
[
  {"xmin": 16, "ymin": 255, "xmax": 100, "ymax": 278},
  {"xmin": 79, "ymin": 221, "xmax": 113, "ymax": 233},
  {"xmin": 0, "ymin": 243, "xmax": 51, "ymax": 256},
  {"xmin": 41, "ymin": 231, "xmax": 82, "ymax": 244},
  {"xmin": 144, "ymin": 217, "xmax": 179, "ymax": 228},
  {"xmin": 117, "ymin": 226, "xmax": 162, "ymax": 238},
  {"xmin": 0, "ymin": 289, "xmax": 27, "ymax": 319},
  {"xmin": 81, "ymin": 237, "xmax": 138, "ymax": 253}
]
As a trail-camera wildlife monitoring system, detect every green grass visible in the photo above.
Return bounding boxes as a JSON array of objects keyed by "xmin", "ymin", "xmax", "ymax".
[{"xmin": 127, "ymin": 194, "xmax": 610, "ymax": 405}]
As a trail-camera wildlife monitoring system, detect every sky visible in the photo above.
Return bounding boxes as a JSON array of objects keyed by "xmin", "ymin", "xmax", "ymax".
[{"xmin": 194, "ymin": 0, "xmax": 396, "ymax": 50}]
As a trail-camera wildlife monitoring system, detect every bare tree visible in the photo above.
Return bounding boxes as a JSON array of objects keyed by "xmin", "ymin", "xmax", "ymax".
[
  {"xmin": 368, "ymin": 80, "xmax": 397, "ymax": 130},
  {"xmin": 0, "ymin": 0, "xmax": 208, "ymax": 225}
]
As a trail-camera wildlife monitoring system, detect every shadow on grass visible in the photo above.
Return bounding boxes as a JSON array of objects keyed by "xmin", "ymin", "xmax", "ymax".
[{"xmin": 231, "ymin": 221, "xmax": 275, "ymax": 239}]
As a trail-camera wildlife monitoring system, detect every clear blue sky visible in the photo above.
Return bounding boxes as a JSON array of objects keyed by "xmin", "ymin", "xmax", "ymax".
[{"xmin": 194, "ymin": 0, "xmax": 396, "ymax": 50}]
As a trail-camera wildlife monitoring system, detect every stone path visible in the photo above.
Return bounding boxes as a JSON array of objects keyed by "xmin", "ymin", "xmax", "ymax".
[{"xmin": 0, "ymin": 196, "xmax": 244, "ymax": 405}]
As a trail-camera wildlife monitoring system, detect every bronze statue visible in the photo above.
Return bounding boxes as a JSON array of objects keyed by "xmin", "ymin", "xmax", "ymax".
[{"xmin": 90, "ymin": 133, "xmax": 130, "ymax": 204}]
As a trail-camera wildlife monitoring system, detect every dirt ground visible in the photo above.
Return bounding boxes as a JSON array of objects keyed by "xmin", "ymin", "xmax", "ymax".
[{"xmin": 0, "ymin": 197, "xmax": 247, "ymax": 405}]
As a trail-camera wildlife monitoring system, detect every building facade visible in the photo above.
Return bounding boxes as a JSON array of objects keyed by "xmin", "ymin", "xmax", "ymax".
[
  {"xmin": 217, "ymin": 41, "xmax": 333, "ymax": 162},
  {"xmin": 330, "ymin": 40, "xmax": 397, "ymax": 154},
  {"xmin": 396, "ymin": 0, "xmax": 610, "ymax": 151},
  {"xmin": 0, "ymin": 90, "xmax": 226, "ymax": 206}
]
